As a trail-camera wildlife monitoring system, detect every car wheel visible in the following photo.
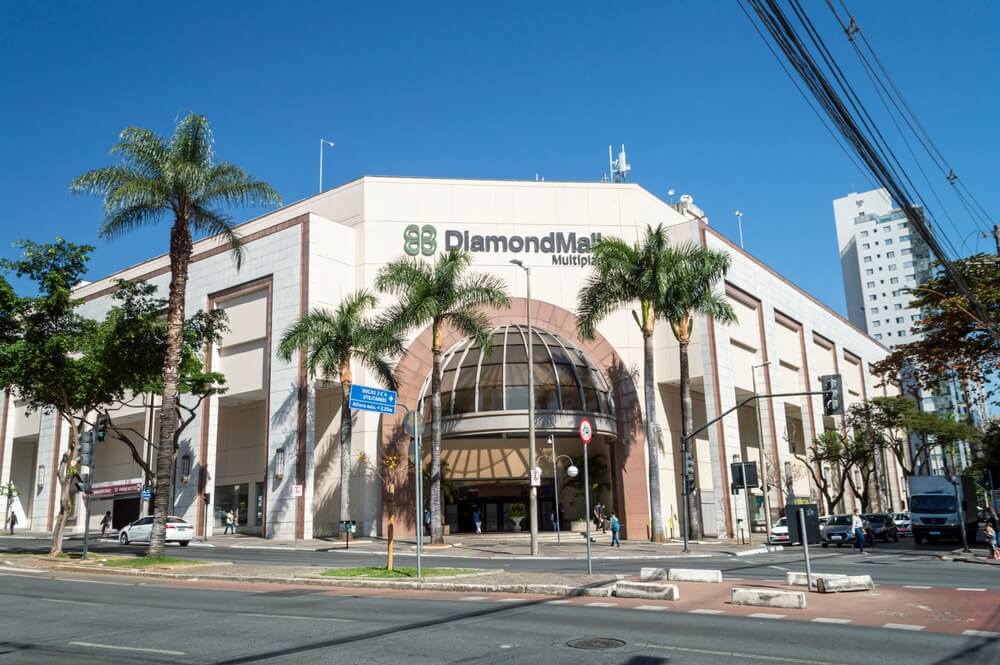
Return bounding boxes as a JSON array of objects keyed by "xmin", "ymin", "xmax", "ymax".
[
  {"xmin": 119, "ymin": 532, "xmax": 129, "ymax": 545},
  {"xmin": 822, "ymin": 543, "xmax": 828, "ymax": 548},
  {"xmin": 836, "ymin": 543, "xmax": 842, "ymax": 548},
  {"xmin": 914, "ymin": 535, "xmax": 922, "ymax": 544},
  {"xmin": 179, "ymin": 540, "xmax": 189, "ymax": 547},
  {"xmin": 893, "ymin": 534, "xmax": 899, "ymax": 543}
]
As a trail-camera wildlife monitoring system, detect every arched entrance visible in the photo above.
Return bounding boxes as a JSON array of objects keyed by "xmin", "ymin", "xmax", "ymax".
[{"xmin": 382, "ymin": 298, "xmax": 649, "ymax": 540}]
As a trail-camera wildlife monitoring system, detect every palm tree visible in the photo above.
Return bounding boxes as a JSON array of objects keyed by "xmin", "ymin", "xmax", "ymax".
[
  {"xmin": 657, "ymin": 242, "xmax": 735, "ymax": 539},
  {"xmin": 278, "ymin": 290, "xmax": 402, "ymax": 532},
  {"xmin": 577, "ymin": 224, "xmax": 676, "ymax": 542},
  {"xmin": 376, "ymin": 249, "xmax": 509, "ymax": 544},
  {"xmin": 71, "ymin": 114, "xmax": 280, "ymax": 556}
]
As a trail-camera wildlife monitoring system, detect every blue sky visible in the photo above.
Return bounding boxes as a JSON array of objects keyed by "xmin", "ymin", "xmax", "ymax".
[{"xmin": 1, "ymin": 1, "xmax": 996, "ymax": 316}]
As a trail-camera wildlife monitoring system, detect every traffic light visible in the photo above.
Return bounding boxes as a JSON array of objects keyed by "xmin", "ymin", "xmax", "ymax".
[
  {"xmin": 95, "ymin": 413, "xmax": 110, "ymax": 442},
  {"xmin": 820, "ymin": 374, "xmax": 844, "ymax": 416},
  {"xmin": 79, "ymin": 430, "xmax": 95, "ymax": 468},
  {"xmin": 683, "ymin": 452, "xmax": 697, "ymax": 495}
]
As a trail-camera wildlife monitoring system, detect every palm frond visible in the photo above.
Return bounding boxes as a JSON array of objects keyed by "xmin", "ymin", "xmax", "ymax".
[
  {"xmin": 111, "ymin": 127, "xmax": 168, "ymax": 178},
  {"xmin": 100, "ymin": 204, "xmax": 168, "ymax": 240},
  {"xmin": 200, "ymin": 162, "xmax": 282, "ymax": 208},
  {"xmin": 445, "ymin": 308, "xmax": 492, "ymax": 347},
  {"xmin": 453, "ymin": 272, "xmax": 511, "ymax": 310},
  {"xmin": 170, "ymin": 113, "xmax": 214, "ymax": 168},
  {"xmin": 375, "ymin": 256, "xmax": 432, "ymax": 295},
  {"xmin": 189, "ymin": 206, "xmax": 244, "ymax": 268}
]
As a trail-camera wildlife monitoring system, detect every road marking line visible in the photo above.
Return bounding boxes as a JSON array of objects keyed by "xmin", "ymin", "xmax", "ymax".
[
  {"xmin": 956, "ymin": 588, "xmax": 986, "ymax": 592},
  {"xmin": 69, "ymin": 642, "xmax": 186, "ymax": 656},
  {"xmin": 689, "ymin": 609, "xmax": 724, "ymax": 615},
  {"xmin": 242, "ymin": 613, "xmax": 353, "ymax": 623},
  {"xmin": 41, "ymin": 598, "xmax": 99, "ymax": 606},
  {"xmin": 585, "ymin": 602, "xmax": 617, "ymax": 607},
  {"xmin": 963, "ymin": 630, "xmax": 1000, "ymax": 638},
  {"xmin": 497, "ymin": 598, "xmax": 522, "ymax": 602},
  {"xmin": 903, "ymin": 585, "xmax": 932, "ymax": 589},
  {"xmin": 883, "ymin": 623, "xmax": 925, "ymax": 631},
  {"xmin": 545, "ymin": 599, "xmax": 571, "ymax": 604},
  {"xmin": 726, "ymin": 577, "xmax": 744, "ymax": 581},
  {"xmin": 460, "ymin": 596, "xmax": 488, "ymax": 601},
  {"xmin": 812, "ymin": 617, "xmax": 851, "ymax": 624},
  {"xmin": 749, "ymin": 613, "xmax": 786, "ymax": 619},
  {"xmin": 53, "ymin": 577, "xmax": 133, "ymax": 586},
  {"xmin": 634, "ymin": 605, "xmax": 668, "ymax": 611},
  {"xmin": 640, "ymin": 642, "xmax": 847, "ymax": 665}
]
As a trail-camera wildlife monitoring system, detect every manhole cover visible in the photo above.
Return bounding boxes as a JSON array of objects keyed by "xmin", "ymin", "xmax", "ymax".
[{"xmin": 566, "ymin": 638, "xmax": 626, "ymax": 650}]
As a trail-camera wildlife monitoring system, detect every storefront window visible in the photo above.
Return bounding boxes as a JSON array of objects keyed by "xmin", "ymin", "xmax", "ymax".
[{"xmin": 214, "ymin": 484, "xmax": 249, "ymax": 527}]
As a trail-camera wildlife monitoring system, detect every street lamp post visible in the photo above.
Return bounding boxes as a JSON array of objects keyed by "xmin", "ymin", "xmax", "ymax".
[
  {"xmin": 319, "ymin": 138, "xmax": 335, "ymax": 192},
  {"xmin": 735, "ymin": 210, "xmax": 745, "ymax": 249},
  {"xmin": 510, "ymin": 259, "xmax": 539, "ymax": 556},
  {"xmin": 751, "ymin": 361, "xmax": 773, "ymax": 539},
  {"xmin": 539, "ymin": 435, "xmax": 573, "ymax": 545}
]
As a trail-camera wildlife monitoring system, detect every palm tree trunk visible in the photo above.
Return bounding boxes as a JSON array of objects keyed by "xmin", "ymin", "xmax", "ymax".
[
  {"xmin": 679, "ymin": 338, "xmax": 703, "ymax": 539},
  {"xmin": 430, "ymin": 321, "xmax": 444, "ymax": 544},
  {"xmin": 642, "ymin": 328, "xmax": 665, "ymax": 542},
  {"xmin": 148, "ymin": 221, "xmax": 192, "ymax": 557},
  {"xmin": 339, "ymin": 364, "xmax": 352, "ymax": 526}
]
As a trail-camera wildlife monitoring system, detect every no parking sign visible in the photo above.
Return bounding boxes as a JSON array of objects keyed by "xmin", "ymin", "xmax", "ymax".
[{"xmin": 579, "ymin": 417, "xmax": 593, "ymax": 445}]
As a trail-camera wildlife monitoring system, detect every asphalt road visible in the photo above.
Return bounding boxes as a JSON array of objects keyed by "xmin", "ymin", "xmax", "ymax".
[
  {"xmin": 1, "ymin": 570, "xmax": 997, "ymax": 665},
  {"xmin": 3, "ymin": 536, "xmax": 999, "ymax": 589}
]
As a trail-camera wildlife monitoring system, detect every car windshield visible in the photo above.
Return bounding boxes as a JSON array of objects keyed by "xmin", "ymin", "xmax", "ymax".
[
  {"xmin": 893, "ymin": 513, "xmax": 909, "ymax": 520},
  {"xmin": 864, "ymin": 514, "xmax": 885, "ymax": 524},
  {"xmin": 828, "ymin": 515, "xmax": 851, "ymax": 526},
  {"xmin": 775, "ymin": 517, "xmax": 786, "ymax": 527},
  {"xmin": 167, "ymin": 518, "xmax": 188, "ymax": 524},
  {"xmin": 911, "ymin": 495, "xmax": 957, "ymax": 514}
]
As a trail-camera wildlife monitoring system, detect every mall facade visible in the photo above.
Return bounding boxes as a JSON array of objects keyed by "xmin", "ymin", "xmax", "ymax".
[{"xmin": 0, "ymin": 177, "xmax": 905, "ymax": 541}]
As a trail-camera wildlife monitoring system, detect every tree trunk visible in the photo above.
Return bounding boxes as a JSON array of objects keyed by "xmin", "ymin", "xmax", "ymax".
[
  {"xmin": 679, "ymin": 337, "xmax": 703, "ymax": 539},
  {"xmin": 339, "ymin": 360, "xmax": 353, "ymax": 527},
  {"xmin": 49, "ymin": 418, "xmax": 78, "ymax": 556},
  {"xmin": 430, "ymin": 320, "xmax": 444, "ymax": 544},
  {"xmin": 642, "ymin": 327, "xmax": 665, "ymax": 542},
  {"xmin": 148, "ymin": 221, "xmax": 192, "ymax": 557}
]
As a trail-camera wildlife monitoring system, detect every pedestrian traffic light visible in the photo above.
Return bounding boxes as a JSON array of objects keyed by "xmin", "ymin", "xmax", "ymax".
[
  {"xmin": 79, "ymin": 431, "xmax": 95, "ymax": 468},
  {"xmin": 95, "ymin": 413, "xmax": 110, "ymax": 442},
  {"xmin": 820, "ymin": 374, "xmax": 844, "ymax": 416}
]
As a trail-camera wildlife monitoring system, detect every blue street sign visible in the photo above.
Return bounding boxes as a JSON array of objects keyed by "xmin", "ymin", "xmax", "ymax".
[
  {"xmin": 349, "ymin": 384, "xmax": 398, "ymax": 415},
  {"xmin": 141, "ymin": 488, "xmax": 152, "ymax": 500}
]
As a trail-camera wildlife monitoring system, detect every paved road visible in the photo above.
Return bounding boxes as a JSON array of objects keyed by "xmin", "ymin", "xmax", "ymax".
[
  {"xmin": 1, "ymin": 571, "xmax": 998, "ymax": 664},
  {"xmin": 4, "ymin": 536, "xmax": 998, "ymax": 589}
]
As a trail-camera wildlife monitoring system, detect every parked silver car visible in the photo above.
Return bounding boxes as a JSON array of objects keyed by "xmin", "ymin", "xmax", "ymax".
[{"xmin": 820, "ymin": 514, "xmax": 874, "ymax": 547}]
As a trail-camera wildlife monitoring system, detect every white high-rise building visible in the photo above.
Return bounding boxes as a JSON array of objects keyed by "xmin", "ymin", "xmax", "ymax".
[{"xmin": 833, "ymin": 188, "xmax": 932, "ymax": 348}]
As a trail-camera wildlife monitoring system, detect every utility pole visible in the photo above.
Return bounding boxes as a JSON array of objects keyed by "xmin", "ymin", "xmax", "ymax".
[
  {"xmin": 510, "ymin": 259, "xmax": 538, "ymax": 555},
  {"xmin": 993, "ymin": 224, "xmax": 1000, "ymax": 256}
]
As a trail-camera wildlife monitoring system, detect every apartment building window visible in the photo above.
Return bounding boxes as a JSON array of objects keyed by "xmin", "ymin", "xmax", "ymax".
[
  {"xmin": 898, "ymin": 222, "xmax": 907, "ymax": 229},
  {"xmin": 911, "ymin": 314, "xmax": 919, "ymax": 321},
  {"xmin": 886, "ymin": 251, "xmax": 895, "ymax": 258},
  {"xmin": 868, "ymin": 294, "xmax": 877, "ymax": 301},
  {"xmin": 872, "ymin": 320, "xmax": 881, "ymax": 327},
  {"xmin": 874, "ymin": 333, "xmax": 883, "ymax": 340},
  {"xmin": 870, "ymin": 307, "xmax": 879, "ymax": 314},
  {"xmin": 866, "ymin": 281, "xmax": 875, "ymax": 288},
  {"xmin": 894, "ymin": 304, "xmax": 902, "ymax": 310},
  {"xmin": 900, "ymin": 234, "xmax": 911, "ymax": 241},
  {"xmin": 884, "ymin": 238, "xmax": 893, "ymax": 245},
  {"xmin": 890, "ymin": 277, "xmax": 898, "ymax": 284},
  {"xmin": 862, "ymin": 243, "xmax": 870, "ymax": 249},
  {"xmin": 903, "ymin": 260, "xmax": 914, "ymax": 268},
  {"xmin": 905, "ymin": 274, "xmax": 915, "ymax": 280},
  {"xmin": 865, "ymin": 268, "xmax": 874, "ymax": 275},
  {"xmin": 860, "ymin": 230, "xmax": 869, "ymax": 237},
  {"xmin": 891, "ymin": 290, "xmax": 899, "ymax": 297},
  {"xmin": 901, "ymin": 248, "xmax": 911, "ymax": 255},
  {"xmin": 888, "ymin": 264, "xmax": 897, "ymax": 271},
  {"xmin": 863, "ymin": 256, "xmax": 872, "ymax": 263},
  {"xmin": 896, "ymin": 317, "xmax": 904, "ymax": 324}
]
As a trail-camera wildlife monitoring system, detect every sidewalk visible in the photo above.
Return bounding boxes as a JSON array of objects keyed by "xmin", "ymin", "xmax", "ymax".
[{"xmin": 944, "ymin": 548, "xmax": 1000, "ymax": 566}]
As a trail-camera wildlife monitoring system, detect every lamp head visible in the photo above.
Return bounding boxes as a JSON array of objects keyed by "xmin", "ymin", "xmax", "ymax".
[
  {"xmin": 566, "ymin": 465, "xmax": 579, "ymax": 478},
  {"xmin": 509, "ymin": 259, "xmax": 524, "ymax": 269}
]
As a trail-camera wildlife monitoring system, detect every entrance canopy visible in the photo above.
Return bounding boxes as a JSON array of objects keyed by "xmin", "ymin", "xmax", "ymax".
[{"xmin": 419, "ymin": 324, "xmax": 617, "ymax": 438}]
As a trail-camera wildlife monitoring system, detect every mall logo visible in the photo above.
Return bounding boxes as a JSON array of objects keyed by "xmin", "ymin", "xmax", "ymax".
[{"xmin": 403, "ymin": 224, "xmax": 601, "ymax": 266}]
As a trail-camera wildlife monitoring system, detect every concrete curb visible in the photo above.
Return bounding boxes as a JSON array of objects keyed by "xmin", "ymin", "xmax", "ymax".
[
  {"xmin": 639, "ymin": 567, "xmax": 666, "ymax": 581},
  {"xmin": 614, "ymin": 581, "xmax": 680, "ymax": 601},
  {"xmin": 731, "ymin": 587, "xmax": 806, "ymax": 609},
  {"xmin": 667, "ymin": 568, "xmax": 722, "ymax": 583},
  {"xmin": 939, "ymin": 553, "xmax": 1000, "ymax": 566},
  {"xmin": 815, "ymin": 575, "xmax": 875, "ymax": 593},
  {"xmin": 785, "ymin": 572, "xmax": 846, "ymax": 587},
  {"xmin": 734, "ymin": 545, "xmax": 784, "ymax": 557}
]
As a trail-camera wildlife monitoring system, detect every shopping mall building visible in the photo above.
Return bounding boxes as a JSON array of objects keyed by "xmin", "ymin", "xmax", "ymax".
[{"xmin": 0, "ymin": 177, "xmax": 905, "ymax": 541}]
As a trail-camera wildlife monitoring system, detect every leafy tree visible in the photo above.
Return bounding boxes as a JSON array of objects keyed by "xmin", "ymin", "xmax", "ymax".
[
  {"xmin": 70, "ymin": 113, "xmax": 280, "ymax": 556},
  {"xmin": 0, "ymin": 240, "xmax": 226, "ymax": 555},
  {"xmin": 376, "ymin": 249, "xmax": 509, "ymax": 544},
  {"xmin": 657, "ymin": 242, "xmax": 735, "ymax": 537},
  {"xmin": 577, "ymin": 224, "xmax": 677, "ymax": 542},
  {"xmin": 873, "ymin": 254, "xmax": 1000, "ymax": 404},
  {"xmin": 277, "ymin": 290, "xmax": 402, "ymax": 529},
  {"xmin": 796, "ymin": 430, "xmax": 858, "ymax": 514}
]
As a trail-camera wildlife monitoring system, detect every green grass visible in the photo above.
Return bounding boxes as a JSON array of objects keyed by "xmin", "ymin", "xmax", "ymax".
[
  {"xmin": 100, "ymin": 556, "xmax": 204, "ymax": 569},
  {"xmin": 321, "ymin": 566, "xmax": 475, "ymax": 578}
]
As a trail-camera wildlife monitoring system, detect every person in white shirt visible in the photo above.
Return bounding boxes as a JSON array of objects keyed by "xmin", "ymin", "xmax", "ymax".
[{"xmin": 851, "ymin": 509, "xmax": 867, "ymax": 553}]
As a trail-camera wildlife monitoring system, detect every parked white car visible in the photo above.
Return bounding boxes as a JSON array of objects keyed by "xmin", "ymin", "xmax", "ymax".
[
  {"xmin": 118, "ymin": 516, "xmax": 193, "ymax": 546},
  {"xmin": 770, "ymin": 516, "xmax": 789, "ymax": 543}
]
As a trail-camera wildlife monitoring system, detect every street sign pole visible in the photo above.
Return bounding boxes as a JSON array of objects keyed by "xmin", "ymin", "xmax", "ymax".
[
  {"xmin": 579, "ymin": 418, "xmax": 593, "ymax": 575},
  {"xmin": 798, "ymin": 507, "xmax": 813, "ymax": 591},
  {"xmin": 415, "ymin": 405, "xmax": 423, "ymax": 577}
]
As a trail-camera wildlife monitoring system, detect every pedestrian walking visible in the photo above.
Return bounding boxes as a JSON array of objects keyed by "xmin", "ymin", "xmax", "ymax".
[
  {"xmin": 224, "ymin": 510, "xmax": 235, "ymax": 534},
  {"xmin": 987, "ymin": 509, "xmax": 999, "ymax": 560},
  {"xmin": 6, "ymin": 510, "xmax": 16, "ymax": 535},
  {"xmin": 594, "ymin": 503, "xmax": 605, "ymax": 533},
  {"xmin": 851, "ymin": 509, "xmax": 866, "ymax": 554},
  {"xmin": 473, "ymin": 508, "xmax": 482, "ymax": 534},
  {"xmin": 100, "ymin": 510, "xmax": 112, "ymax": 537},
  {"xmin": 984, "ymin": 522, "xmax": 998, "ymax": 560},
  {"xmin": 424, "ymin": 509, "xmax": 431, "ymax": 535},
  {"xmin": 609, "ymin": 512, "xmax": 621, "ymax": 547},
  {"xmin": 550, "ymin": 510, "xmax": 558, "ymax": 533}
]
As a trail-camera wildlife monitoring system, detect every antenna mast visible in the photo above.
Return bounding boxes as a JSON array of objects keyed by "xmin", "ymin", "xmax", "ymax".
[{"xmin": 607, "ymin": 144, "xmax": 631, "ymax": 183}]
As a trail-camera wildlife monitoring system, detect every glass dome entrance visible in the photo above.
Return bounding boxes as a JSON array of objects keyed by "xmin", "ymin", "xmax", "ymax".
[{"xmin": 419, "ymin": 325, "xmax": 617, "ymax": 438}]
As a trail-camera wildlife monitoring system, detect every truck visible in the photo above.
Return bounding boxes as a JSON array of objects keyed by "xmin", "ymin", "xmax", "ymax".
[{"xmin": 907, "ymin": 474, "xmax": 978, "ymax": 545}]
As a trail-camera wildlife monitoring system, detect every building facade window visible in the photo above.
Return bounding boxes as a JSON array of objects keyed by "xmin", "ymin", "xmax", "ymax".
[
  {"xmin": 870, "ymin": 307, "xmax": 879, "ymax": 314},
  {"xmin": 868, "ymin": 294, "xmax": 877, "ymax": 301},
  {"xmin": 866, "ymin": 281, "xmax": 875, "ymax": 288},
  {"xmin": 863, "ymin": 256, "xmax": 872, "ymax": 263},
  {"xmin": 884, "ymin": 238, "xmax": 893, "ymax": 245},
  {"xmin": 874, "ymin": 333, "xmax": 883, "ymax": 340},
  {"xmin": 890, "ymin": 277, "xmax": 899, "ymax": 284},
  {"xmin": 894, "ymin": 304, "xmax": 902, "ymax": 310},
  {"xmin": 862, "ymin": 243, "xmax": 870, "ymax": 249},
  {"xmin": 865, "ymin": 268, "xmax": 874, "ymax": 275},
  {"xmin": 888, "ymin": 264, "xmax": 897, "ymax": 271},
  {"xmin": 886, "ymin": 251, "xmax": 895, "ymax": 258},
  {"xmin": 900, "ymin": 234, "xmax": 911, "ymax": 241},
  {"xmin": 860, "ymin": 230, "xmax": 869, "ymax": 237}
]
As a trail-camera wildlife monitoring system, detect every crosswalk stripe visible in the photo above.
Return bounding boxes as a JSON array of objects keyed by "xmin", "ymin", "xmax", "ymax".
[
  {"xmin": 634, "ymin": 605, "xmax": 668, "ymax": 611},
  {"xmin": 585, "ymin": 602, "xmax": 617, "ymax": 607},
  {"xmin": 883, "ymin": 623, "xmax": 925, "ymax": 631},
  {"xmin": 748, "ymin": 613, "xmax": 785, "ymax": 619},
  {"xmin": 811, "ymin": 617, "xmax": 851, "ymax": 624},
  {"xmin": 689, "ymin": 609, "xmax": 724, "ymax": 615},
  {"xmin": 963, "ymin": 630, "xmax": 1000, "ymax": 638},
  {"xmin": 460, "ymin": 596, "xmax": 488, "ymax": 601}
]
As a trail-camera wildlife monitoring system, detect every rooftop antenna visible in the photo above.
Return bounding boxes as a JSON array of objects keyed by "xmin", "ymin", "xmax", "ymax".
[
  {"xmin": 608, "ymin": 144, "xmax": 631, "ymax": 183},
  {"xmin": 667, "ymin": 188, "xmax": 676, "ymax": 203}
]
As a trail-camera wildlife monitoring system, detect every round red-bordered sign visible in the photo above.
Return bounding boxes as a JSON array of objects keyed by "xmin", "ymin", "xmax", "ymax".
[{"xmin": 578, "ymin": 417, "xmax": 594, "ymax": 444}]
